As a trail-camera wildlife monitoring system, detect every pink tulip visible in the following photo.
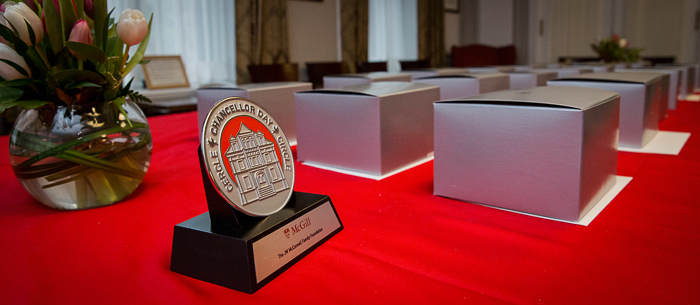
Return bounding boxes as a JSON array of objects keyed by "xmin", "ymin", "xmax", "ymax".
[
  {"xmin": 84, "ymin": 0, "xmax": 94, "ymax": 19},
  {"xmin": 68, "ymin": 19, "xmax": 93, "ymax": 58},
  {"xmin": 0, "ymin": 4, "xmax": 5, "ymax": 13}
]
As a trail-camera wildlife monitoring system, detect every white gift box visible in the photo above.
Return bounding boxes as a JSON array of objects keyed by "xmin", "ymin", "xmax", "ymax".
[
  {"xmin": 497, "ymin": 65, "xmax": 533, "ymax": 72},
  {"xmin": 294, "ymin": 82, "xmax": 439, "ymax": 177},
  {"xmin": 532, "ymin": 63, "xmax": 562, "ymax": 69},
  {"xmin": 402, "ymin": 68, "xmax": 469, "ymax": 80},
  {"xmin": 548, "ymin": 72, "xmax": 662, "ymax": 148},
  {"xmin": 323, "ymin": 72, "xmax": 412, "ymax": 89},
  {"xmin": 508, "ymin": 71, "xmax": 558, "ymax": 90},
  {"xmin": 412, "ymin": 72, "xmax": 509, "ymax": 100},
  {"xmin": 532, "ymin": 67, "xmax": 593, "ymax": 78},
  {"xmin": 196, "ymin": 82, "xmax": 312, "ymax": 144},
  {"xmin": 434, "ymin": 86, "xmax": 620, "ymax": 221},
  {"xmin": 615, "ymin": 67, "xmax": 680, "ymax": 111},
  {"xmin": 658, "ymin": 63, "xmax": 698, "ymax": 95},
  {"xmin": 570, "ymin": 64, "xmax": 614, "ymax": 73},
  {"xmin": 465, "ymin": 67, "xmax": 501, "ymax": 73}
]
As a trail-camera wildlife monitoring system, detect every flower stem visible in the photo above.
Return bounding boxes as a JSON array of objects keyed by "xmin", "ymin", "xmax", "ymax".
[
  {"xmin": 35, "ymin": 46, "xmax": 51, "ymax": 69},
  {"xmin": 14, "ymin": 122, "xmax": 148, "ymax": 170},
  {"xmin": 121, "ymin": 45, "xmax": 131, "ymax": 73}
]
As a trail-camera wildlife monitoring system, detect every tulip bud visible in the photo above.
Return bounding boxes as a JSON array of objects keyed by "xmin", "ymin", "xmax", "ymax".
[
  {"xmin": 0, "ymin": 43, "xmax": 31, "ymax": 80},
  {"xmin": 117, "ymin": 9, "xmax": 148, "ymax": 47},
  {"xmin": 84, "ymin": 0, "xmax": 94, "ymax": 19},
  {"xmin": 3, "ymin": 1, "xmax": 44, "ymax": 46},
  {"xmin": 68, "ymin": 19, "xmax": 93, "ymax": 59}
]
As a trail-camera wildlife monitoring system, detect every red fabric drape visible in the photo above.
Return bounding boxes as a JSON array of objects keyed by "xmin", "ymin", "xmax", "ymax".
[{"xmin": 1, "ymin": 101, "xmax": 699, "ymax": 304}]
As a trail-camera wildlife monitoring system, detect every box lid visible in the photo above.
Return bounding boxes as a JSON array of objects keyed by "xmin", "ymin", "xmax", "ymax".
[
  {"xmin": 437, "ymin": 86, "xmax": 619, "ymax": 110},
  {"xmin": 615, "ymin": 68, "xmax": 678, "ymax": 77},
  {"xmin": 326, "ymin": 72, "xmax": 410, "ymax": 80},
  {"xmin": 416, "ymin": 72, "xmax": 507, "ymax": 80},
  {"xmin": 297, "ymin": 81, "xmax": 438, "ymax": 97},
  {"xmin": 198, "ymin": 81, "xmax": 309, "ymax": 92},
  {"xmin": 403, "ymin": 67, "xmax": 468, "ymax": 75},
  {"xmin": 551, "ymin": 72, "xmax": 662, "ymax": 85},
  {"xmin": 507, "ymin": 70, "xmax": 557, "ymax": 76}
]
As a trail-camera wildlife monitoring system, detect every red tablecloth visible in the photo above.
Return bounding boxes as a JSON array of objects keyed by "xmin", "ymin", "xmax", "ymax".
[{"xmin": 1, "ymin": 102, "xmax": 700, "ymax": 304}]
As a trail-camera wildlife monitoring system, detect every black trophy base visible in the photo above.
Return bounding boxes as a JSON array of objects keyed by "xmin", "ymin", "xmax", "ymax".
[{"xmin": 170, "ymin": 192, "xmax": 343, "ymax": 294}]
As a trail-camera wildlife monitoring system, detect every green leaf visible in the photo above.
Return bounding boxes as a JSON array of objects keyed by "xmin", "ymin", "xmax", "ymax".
[
  {"xmin": 64, "ymin": 81, "xmax": 103, "ymax": 90},
  {"xmin": 25, "ymin": 20, "xmax": 36, "ymax": 46},
  {"xmin": 0, "ymin": 99, "xmax": 47, "ymax": 114},
  {"xmin": 44, "ymin": 0, "xmax": 64, "ymax": 53},
  {"xmin": 0, "ymin": 59, "xmax": 30, "ymax": 77},
  {"xmin": 74, "ymin": 0, "xmax": 84, "ymax": 20},
  {"xmin": 123, "ymin": 14, "xmax": 153, "ymax": 76},
  {"xmin": 59, "ymin": 0, "xmax": 78, "ymax": 40},
  {"xmin": 25, "ymin": 47, "xmax": 48, "ymax": 75},
  {"xmin": 66, "ymin": 41, "xmax": 107, "ymax": 63},
  {"xmin": 128, "ymin": 91, "xmax": 151, "ymax": 104},
  {"xmin": 13, "ymin": 100, "xmax": 49, "ymax": 109},
  {"xmin": 0, "ymin": 103, "xmax": 18, "ymax": 113},
  {"xmin": 15, "ymin": 122, "xmax": 148, "ymax": 170},
  {"xmin": 51, "ymin": 69, "xmax": 106, "ymax": 86},
  {"xmin": 1, "ymin": 78, "xmax": 33, "ymax": 87},
  {"xmin": 111, "ymin": 97, "xmax": 132, "ymax": 127},
  {"xmin": 0, "ymin": 23, "xmax": 14, "ymax": 43},
  {"xmin": 94, "ymin": 0, "xmax": 108, "ymax": 51},
  {"xmin": 0, "ymin": 86, "xmax": 23, "ymax": 104}
]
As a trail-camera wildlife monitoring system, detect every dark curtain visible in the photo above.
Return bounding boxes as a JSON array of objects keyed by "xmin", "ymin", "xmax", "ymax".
[
  {"xmin": 340, "ymin": 0, "xmax": 369, "ymax": 74},
  {"xmin": 236, "ymin": 0, "xmax": 290, "ymax": 84},
  {"xmin": 418, "ymin": 0, "xmax": 445, "ymax": 68}
]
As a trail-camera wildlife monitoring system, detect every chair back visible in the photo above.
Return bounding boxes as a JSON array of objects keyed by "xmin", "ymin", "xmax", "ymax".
[
  {"xmin": 356, "ymin": 61, "xmax": 387, "ymax": 73},
  {"xmin": 306, "ymin": 62, "xmax": 344, "ymax": 88},
  {"xmin": 400, "ymin": 59, "xmax": 431, "ymax": 70},
  {"xmin": 247, "ymin": 63, "xmax": 299, "ymax": 83}
]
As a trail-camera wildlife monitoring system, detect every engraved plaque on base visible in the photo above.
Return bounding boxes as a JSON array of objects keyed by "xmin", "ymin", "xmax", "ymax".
[
  {"xmin": 170, "ymin": 97, "xmax": 343, "ymax": 293},
  {"xmin": 170, "ymin": 192, "xmax": 342, "ymax": 293}
]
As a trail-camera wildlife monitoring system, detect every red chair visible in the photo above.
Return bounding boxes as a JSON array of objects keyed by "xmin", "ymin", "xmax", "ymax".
[
  {"xmin": 247, "ymin": 63, "xmax": 299, "ymax": 83},
  {"xmin": 497, "ymin": 45, "xmax": 517, "ymax": 65},
  {"xmin": 355, "ymin": 61, "xmax": 387, "ymax": 73},
  {"xmin": 451, "ymin": 44, "xmax": 517, "ymax": 67}
]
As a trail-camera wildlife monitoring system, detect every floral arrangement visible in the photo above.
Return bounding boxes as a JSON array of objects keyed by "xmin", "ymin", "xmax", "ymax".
[
  {"xmin": 0, "ymin": 0, "xmax": 154, "ymax": 209},
  {"xmin": 591, "ymin": 34, "xmax": 642, "ymax": 63},
  {"xmin": 0, "ymin": 0, "xmax": 152, "ymax": 112}
]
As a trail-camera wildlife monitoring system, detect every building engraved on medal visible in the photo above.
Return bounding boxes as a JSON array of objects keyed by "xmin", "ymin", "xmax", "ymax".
[
  {"xmin": 226, "ymin": 123, "xmax": 289, "ymax": 205},
  {"xmin": 201, "ymin": 97, "xmax": 294, "ymax": 216}
]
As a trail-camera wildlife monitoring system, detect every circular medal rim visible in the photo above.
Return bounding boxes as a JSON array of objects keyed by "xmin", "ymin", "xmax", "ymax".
[{"xmin": 200, "ymin": 96, "xmax": 295, "ymax": 217}]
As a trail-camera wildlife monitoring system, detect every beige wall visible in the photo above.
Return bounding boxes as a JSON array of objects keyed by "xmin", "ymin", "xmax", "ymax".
[
  {"xmin": 445, "ymin": 11, "xmax": 461, "ymax": 50},
  {"xmin": 477, "ymin": 0, "xmax": 513, "ymax": 46},
  {"xmin": 288, "ymin": 0, "xmax": 340, "ymax": 81}
]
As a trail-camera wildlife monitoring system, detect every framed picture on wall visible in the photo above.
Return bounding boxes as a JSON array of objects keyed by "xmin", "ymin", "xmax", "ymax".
[
  {"xmin": 141, "ymin": 55, "xmax": 190, "ymax": 89},
  {"xmin": 445, "ymin": 0, "xmax": 460, "ymax": 13}
]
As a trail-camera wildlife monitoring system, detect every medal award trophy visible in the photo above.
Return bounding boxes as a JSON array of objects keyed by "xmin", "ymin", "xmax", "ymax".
[{"xmin": 170, "ymin": 97, "xmax": 343, "ymax": 293}]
